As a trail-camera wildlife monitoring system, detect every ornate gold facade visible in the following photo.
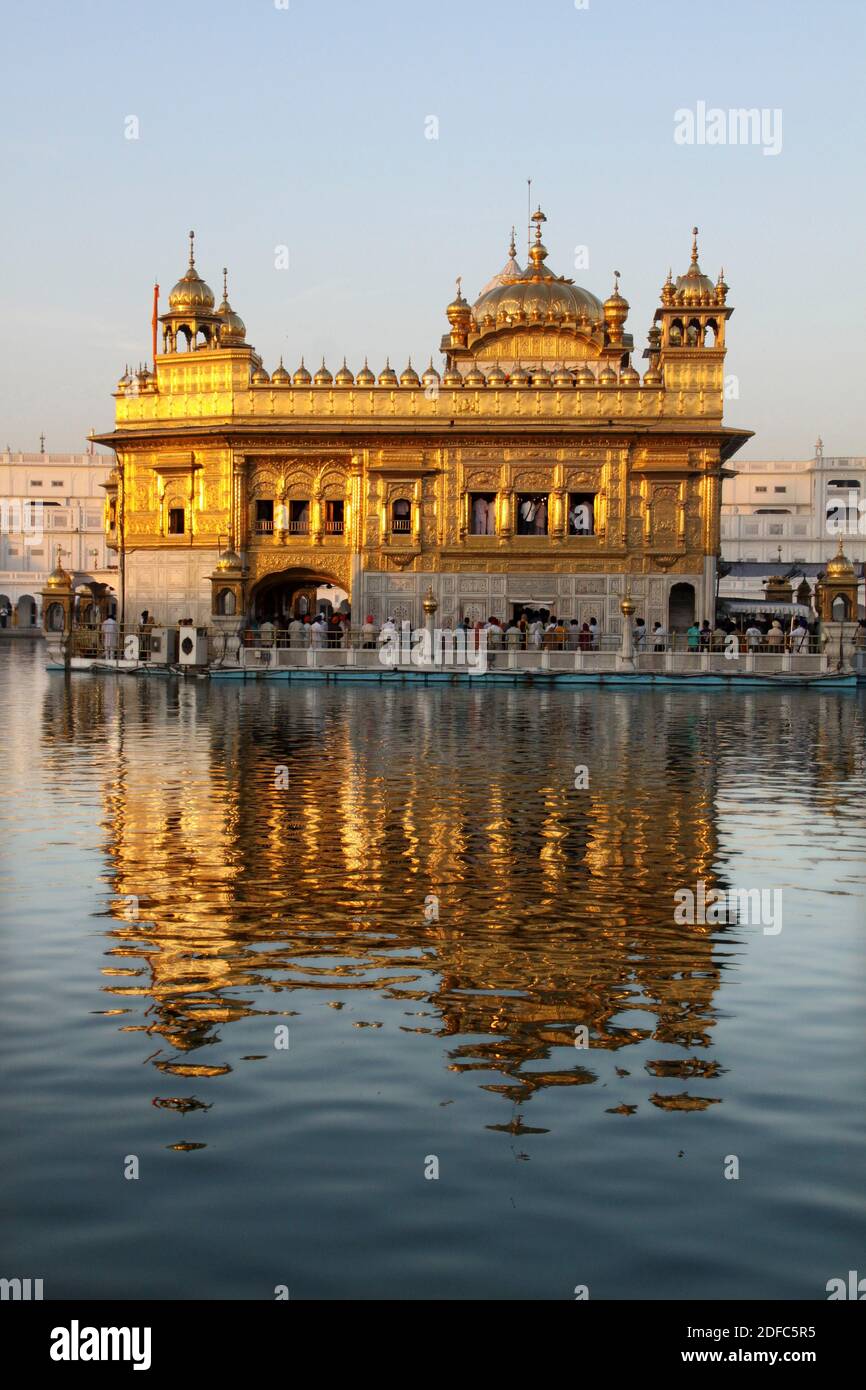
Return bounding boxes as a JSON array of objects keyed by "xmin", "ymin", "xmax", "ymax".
[{"xmin": 93, "ymin": 215, "xmax": 750, "ymax": 628}]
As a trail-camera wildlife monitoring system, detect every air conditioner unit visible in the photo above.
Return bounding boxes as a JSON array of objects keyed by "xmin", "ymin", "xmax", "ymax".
[
  {"xmin": 123, "ymin": 633, "xmax": 140, "ymax": 661},
  {"xmin": 148, "ymin": 627, "xmax": 179, "ymax": 664},
  {"xmin": 177, "ymin": 627, "xmax": 209, "ymax": 666}
]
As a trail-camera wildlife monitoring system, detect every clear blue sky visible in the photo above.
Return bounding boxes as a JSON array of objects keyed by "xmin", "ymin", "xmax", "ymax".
[{"xmin": 1, "ymin": 0, "xmax": 863, "ymax": 458}]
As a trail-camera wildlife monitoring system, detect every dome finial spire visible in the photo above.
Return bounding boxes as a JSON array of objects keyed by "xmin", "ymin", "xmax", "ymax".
[
  {"xmin": 691, "ymin": 226, "xmax": 699, "ymax": 264},
  {"xmin": 188, "ymin": 229, "xmax": 196, "ymax": 268},
  {"xmin": 222, "ymin": 266, "xmax": 228, "ymax": 301},
  {"xmin": 509, "ymin": 225, "xmax": 516, "ymax": 258}
]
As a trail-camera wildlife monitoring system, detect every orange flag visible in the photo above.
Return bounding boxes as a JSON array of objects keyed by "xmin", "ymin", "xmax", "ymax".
[{"xmin": 152, "ymin": 283, "xmax": 159, "ymax": 366}]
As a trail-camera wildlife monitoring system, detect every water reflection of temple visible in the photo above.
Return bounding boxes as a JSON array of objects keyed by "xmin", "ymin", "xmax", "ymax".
[{"xmin": 38, "ymin": 676, "xmax": 866, "ymax": 1122}]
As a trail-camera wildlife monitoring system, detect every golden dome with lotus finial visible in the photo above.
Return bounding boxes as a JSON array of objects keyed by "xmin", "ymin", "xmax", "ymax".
[
  {"xmin": 675, "ymin": 227, "xmax": 715, "ymax": 304},
  {"xmin": 472, "ymin": 207, "xmax": 604, "ymax": 329},
  {"xmin": 446, "ymin": 277, "xmax": 471, "ymax": 326},
  {"xmin": 292, "ymin": 358, "xmax": 312, "ymax": 386},
  {"xmin": 378, "ymin": 359, "xmax": 398, "ymax": 386},
  {"xmin": 168, "ymin": 231, "xmax": 215, "ymax": 313},
  {"xmin": 215, "ymin": 548, "xmax": 243, "ymax": 572},
  {"xmin": 356, "ymin": 358, "xmax": 375, "ymax": 386},
  {"xmin": 421, "ymin": 358, "xmax": 441, "ymax": 387},
  {"xmin": 826, "ymin": 537, "xmax": 855, "ymax": 577},
  {"xmin": 464, "ymin": 363, "xmax": 486, "ymax": 387},
  {"xmin": 215, "ymin": 268, "xmax": 246, "ymax": 345},
  {"xmin": 271, "ymin": 357, "xmax": 290, "ymax": 384},
  {"xmin": 251, "ymin": 365, "xmax": 270, "ymax": 384},
  {"xmin": 45, "ymin": 556, "xmax": 73, "ymax": 589},
  {"xmin": 400, "ymin": 359, "xmax": 420, "ymax": 387},
  {"xmin": 335, "ymin": 358, "xmax": 354, "ymax": 386},
  {"xmin": 314, "ymin": 359, "xmax": 333, "ymax": 386},
  {"xmin": 443, "ymin": 364, "xmax": 464, "ymax": 386}
]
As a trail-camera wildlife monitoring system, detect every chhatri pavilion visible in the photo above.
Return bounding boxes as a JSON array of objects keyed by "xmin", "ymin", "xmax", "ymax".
[{"xmin": 93, "ymin": 211, "xmax": 750, "ymax": 633}]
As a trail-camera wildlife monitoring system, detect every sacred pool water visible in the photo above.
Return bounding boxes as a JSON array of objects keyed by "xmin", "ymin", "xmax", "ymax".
[{"xmin": 1, "ymin": 640, "xmax": 864, "ymax": 1299}]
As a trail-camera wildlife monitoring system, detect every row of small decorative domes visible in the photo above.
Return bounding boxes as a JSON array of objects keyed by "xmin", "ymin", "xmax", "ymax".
[{"xmin": 249, "ymin": 357, "xmax": 664, "ymax": 389}]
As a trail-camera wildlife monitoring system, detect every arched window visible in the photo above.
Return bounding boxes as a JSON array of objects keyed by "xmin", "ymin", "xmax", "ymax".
[
  {"xmin": 669, "ymin": 319, "xmax": 683, "ymax": 347},
  {"xmin": 45, "ymin": 602, "xmax": 65, "ymax": 632},
  {"xmin": 705, "ymin": 319, "xmax": 718, "ymax": 347},
  {"xmin": 832, "ymin": 594, "xmax": 851, "ymax": 621},
  {"xmin": 391, "ymin": 498, "xmax": 412, "ymax": 533},
  {"xmin": 216, "ymin": 588, "xmax": 237, "ymax": 616},
  {"xmin": 686, "ymin": 319, "xmax": 702, "ymax": 346}
]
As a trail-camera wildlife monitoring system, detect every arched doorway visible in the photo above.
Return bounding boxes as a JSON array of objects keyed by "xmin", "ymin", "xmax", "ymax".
[
  {"xmin": 250, "ymin": 568, "xmax": 350, "ymax": 625},
  {"xmin": 668, "ymin": 581, "xmax": 696, "ymax": 632},
  {"xmin": 17, "ymin": 594, "xmax": 37, "ymax": 627}
]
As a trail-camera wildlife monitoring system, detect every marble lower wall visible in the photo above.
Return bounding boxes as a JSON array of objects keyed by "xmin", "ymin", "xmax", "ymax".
[
  {"xmin": 124, "ymin": 551, "xmax": 709, "ymax": 635},
  {"xmin": 125, "ymin": 549, "xmax": 219, "ymax": 627},
  {"xmin": 360, "ymin": 571, "xmax": 708, "ymax": 635}
]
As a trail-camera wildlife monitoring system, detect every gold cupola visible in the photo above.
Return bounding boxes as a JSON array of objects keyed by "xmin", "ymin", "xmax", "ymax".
[
  {"xmin": 603, "ymin": 271, "xmax": 629, "ymax": 346},
  {"xmin": 826, "ymin": 537, "xmax": 855, "ymax": 578},
  {"xmin": 335, "ymin": 358, "xmax": 354, "ymax": 386},
  {"xmin": 271, "ymin": 357, "xmax": 290, "ymax": 384},
  {"xmin": 377, "ymin": 358, "xmax": 398, "ymax": 386},
  {"xmin": 356, "ymin": 358, "xmax": 375, "ymax": 386},
  {"xmin": 159, "ymin": 231, "xmax": 221, "ymax": 352},
  {"xmin": 292, "ymin": 358, "xmax": 312, "ymax": 386},
  {"xmin": 215, "ymin": 268, "xmax": 247, "ymax": 346},
  {"xmin": 168, "ymin": 231, "xmax": 215, "ymax": 313},
  {"xmin": 676, "ymin": 228, "xmax": 715, "ymax": 305},
  {"xmin": 400, "ymin": 359, "xmax": 420, "ymax": 387},
  {"xmin": 314, "ymin": 359, "xmax": 333, "ymax": 386}
]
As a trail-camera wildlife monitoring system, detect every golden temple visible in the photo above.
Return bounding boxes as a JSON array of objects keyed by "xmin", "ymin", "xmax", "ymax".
[{"xmin": 93, "ymin": 213, "xmax": 751, "ymax": 632}]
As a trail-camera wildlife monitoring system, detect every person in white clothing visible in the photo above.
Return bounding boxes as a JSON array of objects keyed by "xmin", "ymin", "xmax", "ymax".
[
  {"xmin": 745, "ymin": 623, "xmax": 763, "ymax": 650},
  {"xmin": 310, "ymin": 616, "xmax": 327, "ymax": 649},
  {"xmin": 101, "ymin": 614, "xmax": 118, "ymax": 659},
  {"xmin": 472, "ymin": 496, "xmax": 488, "ymax": 535}
]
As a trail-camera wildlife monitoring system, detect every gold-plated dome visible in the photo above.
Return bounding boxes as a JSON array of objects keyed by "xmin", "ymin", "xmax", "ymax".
[
  {"xmin": 553, "ymin": 364, "xmax": 574, "ymax": 387},
  {"xmin": 271, "ymin": 357, "xmax": 290, "ymax": 384},
  {"xmin": 216, "ymin": 269, "xmax": 246, "ymax": 345},
  {"xmin": 826, "ymin": 538, "xmax": 856, "ymax": 577},
  {"xmin": 292, "ymin": 358, "xmax": 312, "ymax": 386},
  {"xmin": 335, "ymin": 358, "xmax": 354, "ymax": 386},
  {"xmin": 251, "ymin": 365, "xmax": 270, "ymax": 385},
  {"xmin": 45, "ymin": 558, "xmax": 73, "ymax": 589},
  {"xmin": 443, "ymin": 364, "xmax": 464, "ymax": 387},
  {"xmin": 510, "ymin": 363, "xmax": 529, "ymax": 386},
  {"xmin": 446, "ymin": 278, "xmax": 471, "ymax": 326},
  {"xmin": 378, "ymin": 359, "xmax": 398, "ymax": 386},
  {"xmin": 621, "ymin": 362, "xmax": 640, "ymax": 384},
  {"xmin": 604, "ymin": 272, "xmax": 629, "ymax": 322},
  {"xmin": 598, "ymin": 364, "xmax": 618, "ymax": 385},
  {"xmin": 531, "ymin": 364, "xmax": 551, "ymax": 386},
  {"xmin": 675, "ymin": 228, "xmax": 715, "ymax": 304},
  {"xmin": 215, "ymin": 548, "xmax": 243, "ymax": 572},
  {"xmin": 356, "ymin": 358, "xmax": 375, "ymax": 386},
  {"xmin": 116, "ymin": 365, "xmax": 131, "ymax": 391},
  {"xmin": 473, "ymin": 208, "xmax": 603, "ymax": 329},
  {"xmin": 421, "ymin": 358, "xmax": 441, "ymax": 387},
  {"xmin": 486, "ymin": 363, "xmax": 507, "ymax": 386},
  {"xmin": 575, "ymin": 363, "xmax": 594, "ymax": 386},
  {"xmin": 464, "ymin": 363, "xmax": 486, "ymax": 387},
  {"xmin": 400, "ymin": 360, "xmax": 420, "ymax": 387},
  {"xmin": 314, "ymin": 359, "xmax": 333, "ymax": 386},
  {"xmin": 168, "ymin": 231, "xmax": 215, "ymax": 313},
  {"xmin": 643, "ymin": 365, "xmax": 663, "ymax": 387}
]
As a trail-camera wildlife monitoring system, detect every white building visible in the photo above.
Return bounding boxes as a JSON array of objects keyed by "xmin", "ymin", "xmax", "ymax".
[
  {"xmin": 0, "ymin": 449, "xmax": 116, "ymax": 627},
  {"xmin": 720, "ymin": 440, "xmax": 865, "ymax": 606}
]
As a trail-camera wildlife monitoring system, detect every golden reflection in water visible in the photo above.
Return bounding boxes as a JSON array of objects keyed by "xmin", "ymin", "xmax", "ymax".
[{"xmin": 38, "ymin": 675, "xmax": 865, "ymax": 1126}]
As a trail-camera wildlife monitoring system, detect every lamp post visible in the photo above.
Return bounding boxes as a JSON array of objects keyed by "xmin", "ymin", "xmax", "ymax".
[
  {"xmin": 422, "ymin": 585, "xmax": 438, "ymax": 641},
  {"xmin": 619, "ymin": 587, "xmax": 636, "ymax": 670}
]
